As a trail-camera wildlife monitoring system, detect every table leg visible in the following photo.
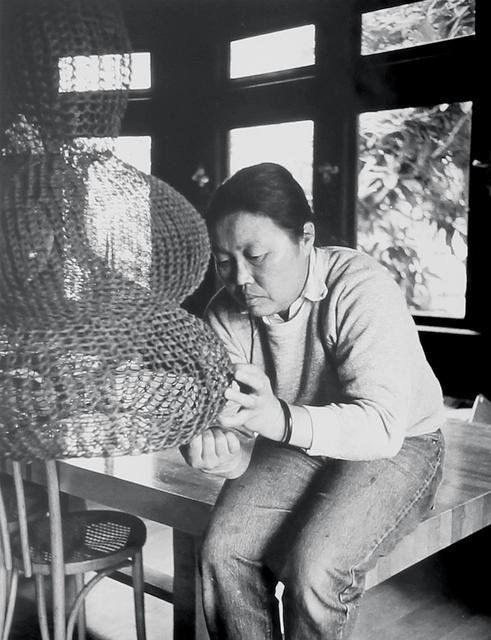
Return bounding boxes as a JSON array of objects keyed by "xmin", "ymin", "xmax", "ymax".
[{"xmin": 173, "ymin": 530, "xmax": 209, "ymax": 640}]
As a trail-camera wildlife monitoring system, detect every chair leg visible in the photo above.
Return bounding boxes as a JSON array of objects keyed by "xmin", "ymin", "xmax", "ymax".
[
  {"xmin": 35, "ymin": 574, "xmax": 51, "ymax": 640},
  {"xmin": 1, "ymin": 569, "xmax": 19, "ymax": 640},
  {"xmin": 0, "ymin": 566, "xmax": 7, "ymax": 638},
  {"xmin": 45, "ymin": 460, "xmax": 66, "ymax": 640},
  {"xmin": 74, "ymin": 574, "xmax": 86, "ymax": 640},
  {"xmin": 132, "ymin": 550, "xmax": 146, "ymax": 640},
  {"xmin": 66, "ymin": 574, "xmax": 86, "ymax": 640},
  {"xmin": 51, "ymin": 571, "xmax": 66, "ymax": 640}
]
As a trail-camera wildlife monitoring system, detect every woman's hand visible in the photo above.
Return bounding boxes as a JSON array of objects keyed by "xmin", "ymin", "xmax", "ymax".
[
  {"xmin": 217, "ymin": 363, "xmax": 285, "ymax": 441},
  {"xmin": 180, "ymin": 427, "xmax": 254, "ymax": 479}
]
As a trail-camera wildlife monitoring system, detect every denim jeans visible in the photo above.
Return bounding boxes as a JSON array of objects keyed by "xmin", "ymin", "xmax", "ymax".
[{"xmin": 200, "ymin": 430, "xmax": 445, "ymax": 640}]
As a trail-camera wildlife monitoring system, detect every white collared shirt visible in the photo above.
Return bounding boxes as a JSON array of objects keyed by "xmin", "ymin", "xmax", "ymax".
[{"xmin": 261, "ymin": 248, "xmax": 327, "ymax": 325}]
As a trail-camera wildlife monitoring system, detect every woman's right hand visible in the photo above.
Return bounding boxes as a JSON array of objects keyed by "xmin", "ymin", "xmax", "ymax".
[{"xmin": 180, "ymin": 427, "xmax": 255, "ymax": 479}]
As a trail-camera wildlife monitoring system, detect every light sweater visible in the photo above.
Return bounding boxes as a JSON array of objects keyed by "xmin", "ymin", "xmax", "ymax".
[{"xmin": 205, "ymin": 246, "xmax": 444, "ymax": 461}]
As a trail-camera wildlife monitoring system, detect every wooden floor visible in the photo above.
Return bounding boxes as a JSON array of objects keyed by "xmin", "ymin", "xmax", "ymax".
[
  {"xmin": 352, "ymin": 531, "xmax": 491, "ymax": 640},
  {"xmin": 9, "ymin": 522, "xmax": 491, "ymax": 640}
]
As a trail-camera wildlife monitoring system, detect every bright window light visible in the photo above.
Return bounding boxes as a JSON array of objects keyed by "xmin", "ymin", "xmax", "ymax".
[
  {"xmin": 230, "ymin": 24, "xmax": 315, "ymax": 79},
  {"xmin": 59, "ymin": 52, "xmax": 151, "ymax": 92},
  {"xmin": 128, "ymin": 52, "xmax": 151, "ymax": 90},
  {"xmin": 229, "ymin": 120, "xmax": 314, "ymax": 204},
  {"xmin": 114, "ymin": 136, "xmax": 152, "ymax": 173}
]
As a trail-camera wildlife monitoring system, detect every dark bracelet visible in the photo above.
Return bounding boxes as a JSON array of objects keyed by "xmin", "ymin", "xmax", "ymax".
[{"xmin": 278, "ymin": 398, "xmax": 293, "ymax": 445}]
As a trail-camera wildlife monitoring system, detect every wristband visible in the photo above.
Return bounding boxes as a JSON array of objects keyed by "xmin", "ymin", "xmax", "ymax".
[{"xmin": 278, "ymin": 398, "xmax": 293, "ymax": 445}]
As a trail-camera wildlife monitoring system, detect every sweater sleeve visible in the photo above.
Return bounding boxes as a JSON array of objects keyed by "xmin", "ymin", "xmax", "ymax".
[
  {"xmin": 304, "ymin": 258, "xmax": 443, "ymax": 460},
  {"xmin": 204, "ymin": 290, "xmax": 250, "ymax": 365},
  {"xmin": 203, "ymin": 290, "xmax": 258, "ymax": 478}
]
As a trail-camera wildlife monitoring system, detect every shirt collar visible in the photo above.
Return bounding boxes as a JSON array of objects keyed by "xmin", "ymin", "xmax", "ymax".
[
  {"xmin": 262, "ymin": 247, "xmax": 327, "ymax": 324},
  {"xmin": 302, "ymin": 247, "xmax": 328, "ymax": 303}
]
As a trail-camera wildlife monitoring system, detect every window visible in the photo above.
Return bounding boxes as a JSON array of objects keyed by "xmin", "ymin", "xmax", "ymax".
[
  {"xmin": 114, "ymin": 136, "xmax": 152, "ymax": 173},
  {"xmin": 82, "ymin": 161, "xmax": 152, "ymax": 292},
  {"xmin": 74, "ymin": 136, "xmax": 152, "ymax": 173},
  {"xmin": 354, "ymin": 0, "xmax": 480, "ymax": 329},
  {"xmin": 127, "ymin": 52, "xmax": 152, "ymax": 90},
  {"xmin": 229, "ymin": 121, "xmax": 314, "ymax": 203},
  {"xmin": 224, "ymin": 20, "xmax": 316, "ymax": 231},
  {"xmin": 230, "ymin": 24, "xmax": 315, "ymax": 79},
  {"xmin": 361, "ymin": 0, "xmax": 476, "ymax": 55},
  {"xmin": 357, "ymin": 102, "xmax": 471, "ymax": 319},
  {"xmin": 116, "ymin": 0, "xmax": 488, "ymax": 397},
  {"xmin": 58, "ymin": 51, "xmax": 151, "ymax": 92},
  {"xmin": 59, "ymin": 51, "xmax": 154, "ymax": 297},
  {"xmin": 216, "ymin": 0, "xmax": 486, "ymax": 334}
]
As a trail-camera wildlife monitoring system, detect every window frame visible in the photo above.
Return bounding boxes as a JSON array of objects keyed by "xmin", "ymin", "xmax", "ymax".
[
  {"xmin": 216, "ymin": 0, "xmax": 488, "ymax": 333},
  {"xmin": 353, "ymin": 0, "xmax": 486, "ymax": 332}
]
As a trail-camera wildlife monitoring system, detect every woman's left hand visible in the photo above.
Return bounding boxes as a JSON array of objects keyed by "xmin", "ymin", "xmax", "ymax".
[{"xmin": 217, "ymin": 363, "xmax": 285, "ymax": 441}]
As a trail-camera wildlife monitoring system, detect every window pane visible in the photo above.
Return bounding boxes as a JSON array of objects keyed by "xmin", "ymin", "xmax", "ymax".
[
  {"xmin": 59, "ymin": 52, "xmax": 151, "ymax": 92},
  {"xmin": 62, "ymin": 136, "xmax": 153, "ymax": 297},
  {"xmin": 128, "ymin": 52, "xmax": 151, "ymax": 90},
  {"xmin": 74, "ymin": 136, "xmax": 152, "ymax": 173},
  {"xmin": 230, "ymin": 25, "xmax": 315, "ymax": 79},
  {"xmin": 114, "ymin": 136, "xmax": 152, "ymax": 173},
  {"xmin": 362, "ymin": 0, "xmax": 475, "ymax": 56},
  {"xmin": 356, "ymin": 102, "xmax": 472, "ymax": 319},
  {"xmin": 229, "ymin": 120, "xmax": 314, "ymax": 204},
  {"xmin": 82, "ymin": 160, "xmax": 152, "ymax": 292}
]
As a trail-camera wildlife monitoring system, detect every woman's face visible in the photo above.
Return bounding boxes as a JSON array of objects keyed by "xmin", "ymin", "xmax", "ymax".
[{"xmin": 211, "ymin": 211, "xmax": 314, "ymax": 317}]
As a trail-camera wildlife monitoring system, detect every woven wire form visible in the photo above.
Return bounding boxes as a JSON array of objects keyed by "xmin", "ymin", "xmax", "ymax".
[
  {"xmin": 1, "ymin": 0, "xmax": 131, "ymax": 151},
  {"xmin": 0, "ymin": 0, "xmax": 233, "ymax": 460}
]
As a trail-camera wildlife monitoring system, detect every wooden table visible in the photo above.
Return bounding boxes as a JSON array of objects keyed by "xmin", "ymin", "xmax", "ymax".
[
  {"xmin": 55, "ymin": 442, "xmax": 224, "ymax": 639},
  {"xmin": 52, "ymin": 416, "xmax": 491, "ymax": 640}
]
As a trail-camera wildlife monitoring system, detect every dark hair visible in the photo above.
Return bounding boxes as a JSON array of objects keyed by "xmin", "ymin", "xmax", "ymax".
[{"xmin": 205, "ymin": 163, "xmax": 314, "ymax": 239}]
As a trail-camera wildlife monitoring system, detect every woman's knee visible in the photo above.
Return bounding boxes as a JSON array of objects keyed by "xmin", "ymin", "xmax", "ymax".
[
  {"xmin": 201, "ymin": 517, "xmax": 234, "ymax": 573},
  {"xmin": 283, "ymin": 539, "xmax": 363, "ymax": 613},
  {"xmin": 200, "ymin": 510, "xmax": 264, "ymax": 579}
]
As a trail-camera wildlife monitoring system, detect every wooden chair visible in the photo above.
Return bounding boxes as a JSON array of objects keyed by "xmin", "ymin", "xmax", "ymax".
[{"xmin": 0, "ymin": 461, "xmax": 147, "ymax": 640}]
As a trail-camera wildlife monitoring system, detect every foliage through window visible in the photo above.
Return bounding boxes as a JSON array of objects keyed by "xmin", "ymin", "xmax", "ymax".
[
  {"xmin": 356, "ymin": 102, "xmax": 472, "ymax": 319},
  {"xmin": 361, "ymin": 0, "xmax": 475, "ymax": 56}
]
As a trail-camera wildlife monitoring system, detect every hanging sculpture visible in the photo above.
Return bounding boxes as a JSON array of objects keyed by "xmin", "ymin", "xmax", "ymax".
[{"xmin": 0, "ymin": 0, "xmax": 232, "ymax": 460}]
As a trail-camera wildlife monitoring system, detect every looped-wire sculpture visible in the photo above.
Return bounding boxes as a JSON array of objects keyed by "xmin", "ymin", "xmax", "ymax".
[{"xmin": 0, "ymin": 0, "xmax": 232, "ymax": 460}]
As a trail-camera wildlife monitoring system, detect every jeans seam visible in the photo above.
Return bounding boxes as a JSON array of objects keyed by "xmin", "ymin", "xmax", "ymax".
[
  {"xmin": 335, "ymin": 436, "xmax": 444, "ymax": 639},
  {"xmin": 335, "ymin": 568, "xmax": 356, "ymax": 640},
  {"xmin": 358, "ymin": 436, "xmax": 444, "ymax": 571}
]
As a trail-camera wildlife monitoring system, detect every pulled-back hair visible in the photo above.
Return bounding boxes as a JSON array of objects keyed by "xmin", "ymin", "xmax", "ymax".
[{"xmin": 205, "ymin": 163, "xmax": 314, "ymax": 239}]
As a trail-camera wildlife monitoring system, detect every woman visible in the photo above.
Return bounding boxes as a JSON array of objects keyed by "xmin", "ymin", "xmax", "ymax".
[{"xmin": 182, "ymin": 162, "xmax": 445, "ymax": 639}]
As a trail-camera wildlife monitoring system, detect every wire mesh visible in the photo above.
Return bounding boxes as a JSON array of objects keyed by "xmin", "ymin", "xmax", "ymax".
[{"xmin": 0, "ymin": 0, "xmax": 233, "ymax": 460}]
